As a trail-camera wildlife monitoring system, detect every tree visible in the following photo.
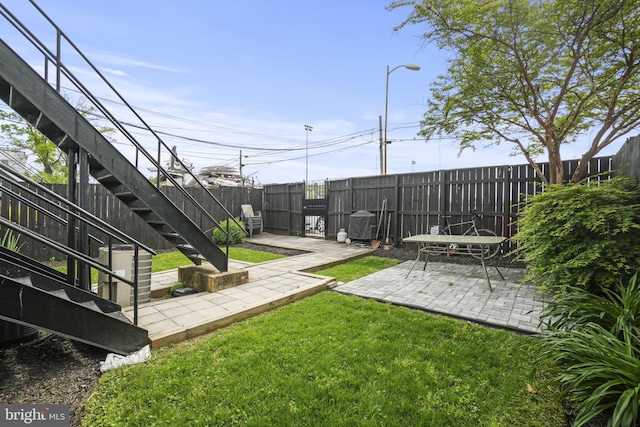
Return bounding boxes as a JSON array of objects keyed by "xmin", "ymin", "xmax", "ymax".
[
  {"xmin": 0, "ymin": 110, "xmax": 67, "ymax": 183},
  {"xmin": 389, "ymin": 0, "xmax": 640, "ymax": 184},
  {"xmin": 0, "ymin": 101, "xmax": 116, "ymax": 184}
]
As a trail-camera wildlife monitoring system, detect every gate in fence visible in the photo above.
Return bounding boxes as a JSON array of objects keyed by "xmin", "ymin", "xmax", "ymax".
[{"xmin": 303, "ymin": 180, "xmax": 327, "ymax": 238}]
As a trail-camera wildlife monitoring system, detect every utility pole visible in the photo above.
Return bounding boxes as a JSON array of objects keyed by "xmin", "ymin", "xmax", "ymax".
[
  {"xmin": 379, "ymin": 115, "xmax": 383, "ymax": 174},
  {"xmin": 239, "ymin": 150, "xmax": 243, "ymax": 188},
  {"xmin": 384, "ymin": 64, "xmax": 420, "ymax": 175},
  {"xmin": 305, "ymin": 124, "xmax": 313, "ymax": 183}
]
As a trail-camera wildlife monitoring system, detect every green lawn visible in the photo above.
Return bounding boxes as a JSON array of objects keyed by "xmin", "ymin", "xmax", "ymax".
[
  {"xmin": 83, "ymin": 292, "xmax": 564, "ymax": 426},
  {"xmin": 314, "ymin": 255, "xmax": 400, "ymax": 282},
  {"xmin": 55, "ymin": 247, "xmax": 285, "ymax": 283},
  {"xmin": 150, "ymin": 247, "xmax": 285, "ymax": 271},
  {"xmin": 66, "ymin": 247, "xmax": 563, "ymax": 425}
]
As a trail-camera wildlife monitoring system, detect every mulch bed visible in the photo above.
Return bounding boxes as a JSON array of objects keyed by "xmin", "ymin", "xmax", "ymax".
[
  {"xmin": 0, "ymin": 240, "xmax": 522, "ymax": 426},
  {"xmin": 0, "ymin": 335, "xmax": 108, "ymax": 426}
]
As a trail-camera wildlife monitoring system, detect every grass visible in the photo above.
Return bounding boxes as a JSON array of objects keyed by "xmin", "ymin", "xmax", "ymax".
[
  {"xmin": 54, "ymin": 247, "xmax": 285, "ymax": 283},
  {"xmin": 83, "ymin": 292, "xmax": 564, "ymax": 426},
  {"xmin": 314, "ymin": 255, "xmax": 400, "ymax": 282},
  {"xmin": 61, "ymin": 247, "xmax": 562, "ymax": 425},
  {"xmin": 149, "ymin": 247, "xmax": 285, "ymax": 271}
]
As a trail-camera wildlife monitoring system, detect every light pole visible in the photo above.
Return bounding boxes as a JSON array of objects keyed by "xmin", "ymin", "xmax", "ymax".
[
  {"xmin": 383, "ymin": 64, "xmax": 420, "ymax": 175},
  {"xmin": 305, "ymin": 124, "xmax": 313, "ymax": 183}
]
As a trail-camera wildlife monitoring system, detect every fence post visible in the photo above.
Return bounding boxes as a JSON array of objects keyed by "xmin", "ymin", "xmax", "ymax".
[
  {"xmin": 394, "ymin": 174, "xmax": 400, "ymax": 246},
  {"xmin": 438, "ymin": 169, "xmax": 446, "ymax": 222}
]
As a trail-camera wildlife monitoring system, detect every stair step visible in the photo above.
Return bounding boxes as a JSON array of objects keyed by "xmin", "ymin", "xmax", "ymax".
[
  {"xmin": 151, "ymin": 223, "xmax": 177, "ymax": 234},
  {"xmin": 177, "ymin": 245, "xmax": 203, "ymax": 259},
  {"xmin": 35, "ymin": 113, "xmax": 67, "ymax": 143},
  {"xmin": 161, "ymin": 231, "xmax": 182, "ymax": 239},
  {"xmin": 130, "ymin": 206, "xmax": 152, "ymax": 214},
  {"xmin": 14, "ymin": 276, "xmax": 33, "ymax": 286},
  {"xmin": 125, "ymin": 199, "xmax": 151, "ymax": 210},
  {"xmin": 8, "ymin": 89, "xmax": 39, "ymax": 121},
  {"xmin": 92, "ymin": 168, "xmax": 118, "ymax": 184},
  {"xmin": 49, "ymin": 289, "xmax": 70, "ymax": 300},
  {"xmin": 79, "ymin": 300, "xmax": 101, "ymax": 312},
  {"xmin": 106, "ymin": 311, "xmax": 132, "ymax": 323},
  {"xmin": 106, "ymin": 183, "xmax": 135, "ymax": 198},
  {"xmin": 138, "ymin": 212, "xmax": 165, "ymax": 224},
  {"xmin": 113, "ymin": 190, "xmax": 135, "ymax": 198}
]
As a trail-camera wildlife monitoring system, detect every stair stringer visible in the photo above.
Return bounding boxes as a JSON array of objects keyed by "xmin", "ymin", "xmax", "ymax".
[{"xmin": 0, "ymin": 275, "xmax": 148, "ymax": 354}]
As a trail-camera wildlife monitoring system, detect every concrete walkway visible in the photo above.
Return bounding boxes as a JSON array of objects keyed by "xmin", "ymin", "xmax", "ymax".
[
  {"xmin": 124, "ymin": 234, "xmax": 544, "ymax": 350},
  {"xmin": 124, "ymin": 234, "xmax": 375, "ymax": 348}
]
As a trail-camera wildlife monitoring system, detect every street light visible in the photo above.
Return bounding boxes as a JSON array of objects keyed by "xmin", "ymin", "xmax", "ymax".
[
  {"xmin": 305, "ymin": 124, "xmax": 313, "ymax": 183},
  {"xmin": 383, "ymin": 64, "xmax": 420, "ymax": 175}
]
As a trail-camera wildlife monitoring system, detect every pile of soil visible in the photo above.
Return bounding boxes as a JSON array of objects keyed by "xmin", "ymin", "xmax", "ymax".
[{"xmin": 0, "ymin": 240, "xmax": 521, "ymax": 426}]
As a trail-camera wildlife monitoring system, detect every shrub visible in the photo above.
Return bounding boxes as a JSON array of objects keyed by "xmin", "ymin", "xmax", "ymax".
[
  {"xmin": 539, "ymin": 275, "xmax": 640, "ymax": 341},
  {"xmin": 212, "ymin": 217, "xmax": 246, "ymax": 245},
  {"xmin": 1, "ymin": 228, "xmax": 24, "ymax": 252},
  {"xmin": 513, "ymin": 177, "xmax": 640, "ymax": 295},
  {"xmin": 534, "ymin": 274, "xmax": 640, "ymax": 427}
]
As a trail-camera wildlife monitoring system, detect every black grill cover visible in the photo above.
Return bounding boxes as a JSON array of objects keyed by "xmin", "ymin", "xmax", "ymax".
[{"xmin": 348, "ymin": 210, "xmax": 376, "ymax": 240}]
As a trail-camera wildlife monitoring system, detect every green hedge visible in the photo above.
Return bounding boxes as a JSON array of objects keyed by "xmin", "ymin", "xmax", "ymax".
[
  {"xmin": 212, "ymin": 217, "xmax": 246, "ymax": 245},
  {"xmin": 513, "ymin": 177, "xmax": 640, "ymax": 295}
]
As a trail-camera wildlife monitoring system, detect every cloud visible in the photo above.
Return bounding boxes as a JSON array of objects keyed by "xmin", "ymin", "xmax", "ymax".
[
  {"xmin": 89, "ymin": 51, "xmax": 184, "ymax": 74},
  {"xmin": 103, "ymin": 68, "xmax": 128, "ymax": 77}
]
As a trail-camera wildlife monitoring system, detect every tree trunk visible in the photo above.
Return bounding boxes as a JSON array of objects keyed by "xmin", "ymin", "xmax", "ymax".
[
  {"xmin": 548, "ymin": 146, "xmax": 564, "ymax": 185},
  {"xmin": 570, "ymin": 148, "xmax": 599, "ymax": 184}
]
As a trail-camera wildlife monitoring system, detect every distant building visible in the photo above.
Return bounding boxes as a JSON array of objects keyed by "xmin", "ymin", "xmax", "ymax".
[{"xmin": 149, "ymin": 147, "xmax": 261, "ymax": 188}]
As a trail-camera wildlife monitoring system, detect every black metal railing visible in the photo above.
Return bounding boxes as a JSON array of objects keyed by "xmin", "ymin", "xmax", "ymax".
[{"xmin": 0, "ymin": 162, "xmax": 156, "ymax": 324}]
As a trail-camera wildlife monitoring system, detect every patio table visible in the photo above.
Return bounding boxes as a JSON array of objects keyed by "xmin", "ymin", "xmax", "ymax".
[{"xmin": 403, "ymin": 234, "xmax": 506, "ymax": 291}]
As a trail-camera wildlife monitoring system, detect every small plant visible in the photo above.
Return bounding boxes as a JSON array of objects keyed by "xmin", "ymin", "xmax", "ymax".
[
  {"xmin": 534, "ymin": 274, "xmax": 640, "ymax": 427},
  {"xmin": 1, "ymin": 228, "xmax": 25, "ymax": 252},
  {"xmin": 212, "ymin": 217, "xmax": 246, "ymax": 245},
  {"xmin": 540, "ymin": 274, "xmax": 640, "ymax": 341},
  {"xmin": 513, "ymin": 176, "xmax": 640, "ymax": 295}
]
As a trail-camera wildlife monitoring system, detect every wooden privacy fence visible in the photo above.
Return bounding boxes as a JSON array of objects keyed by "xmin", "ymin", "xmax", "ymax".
[
  {"xmin": 4, "ymin": 135, "xmax": 640, "ymax": 261},
  {"xmin": 0, "ymin": 183, "xmax": 263, "ymax": 261},
  {"xmin": 263, "ymin": 182, "xmax": 305, "ymax": 236},
  {"xmin": 264, "ymin": 141, "xmax": 637, "ymax": 250},
  {"xmin": 319, "ymin": 157, "xmax": 614, "ymax": 251}
]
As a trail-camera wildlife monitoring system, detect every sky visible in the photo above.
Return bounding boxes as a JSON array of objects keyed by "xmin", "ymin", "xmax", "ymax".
[{"xmin": 0, "ymin": 0, "xmax": 631, "ymax": 185}]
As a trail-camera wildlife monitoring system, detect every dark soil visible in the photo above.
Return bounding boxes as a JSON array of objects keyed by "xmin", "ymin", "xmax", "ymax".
[
  {"xmin": 0, "ymin": 240, "xmax": 522, "ymax": 426},
  {"xmin": 0, "ymin": 335, "xmax": 108, "ymax": 426}
]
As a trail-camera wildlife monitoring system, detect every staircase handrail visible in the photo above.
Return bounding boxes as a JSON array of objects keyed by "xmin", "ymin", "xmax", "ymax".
[
  {"xmin": 0, "ymin": 164, "xmax": 158, "ymax": 325},
  {"xmin": 0, "ymin": 1, "xmax": 246, "ymax": 238},
  {"xmin": 0, "ymin": 162, "xmax": 157, "ymax": 255},
  {"xmin": 0, "ymin": 183, "xmax": 107, "ymax": 247},
  {"xmin": 0, "ymin": 216, "xmax": 142, "ymax": 323}
]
